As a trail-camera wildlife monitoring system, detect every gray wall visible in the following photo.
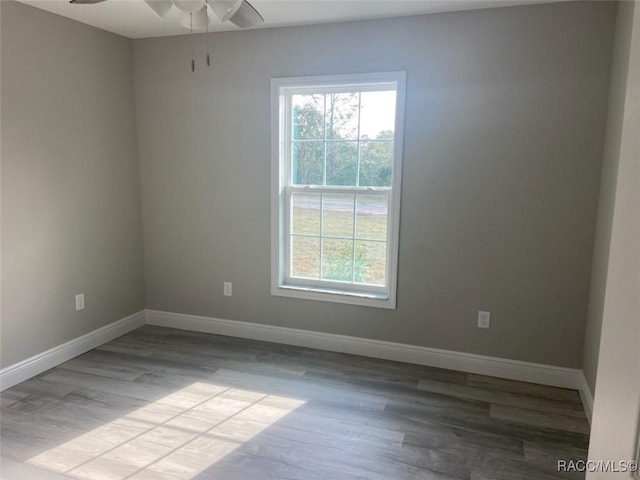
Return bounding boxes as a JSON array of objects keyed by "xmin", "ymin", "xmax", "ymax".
[
  {"xmin": 0, "ymin": 1, "xmax": 144, "ymax": 368},
  {"xmin": 135, "ymin": 1, "xmax": 615, "ymax": 369},
  {"xmin": 0, "ymin": 0, "xmax": 4, "ymax": 361},
  {"xmin": 582, "ymin": 0, "xmax": 632, "ymax": 394},
  {"xmin": 587, "ymin": 1, "xmax": 640, "ymax": 474}
]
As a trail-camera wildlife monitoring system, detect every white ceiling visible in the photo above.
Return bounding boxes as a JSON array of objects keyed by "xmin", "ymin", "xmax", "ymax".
[{"xmin": 16, "ymin": 0, "xmax": 568, "ymax": 39}]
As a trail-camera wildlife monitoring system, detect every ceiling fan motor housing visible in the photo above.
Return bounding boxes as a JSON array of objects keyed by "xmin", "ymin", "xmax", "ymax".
[{"xmin": 173, "ymin": 0, "xmax": 205, "ymax": 13}]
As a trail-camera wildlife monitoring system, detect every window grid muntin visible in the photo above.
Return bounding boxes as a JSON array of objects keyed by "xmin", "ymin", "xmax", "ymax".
[
  {"xmin": 291, "ymin": 139, "xmax": 394, "ymax": 144},
  {"xmin": 322, "ymin": 94, "xmax": 327, "ymax": 185},
  {"xmin": 291, "ymin": 233, "xmax": 387, "ymax": 243},
  {"xmin": 350, "ymin": 193, "xmax": 356, "ymax": 281},
  {"xmin": 355, "ymin": 93, "xmax": 363, "ymax": 187}
]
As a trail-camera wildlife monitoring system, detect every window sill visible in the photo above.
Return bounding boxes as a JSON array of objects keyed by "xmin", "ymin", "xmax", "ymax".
[{"xmin": 272, "ymin": 284, "xmax": 396, "ymax": 310}]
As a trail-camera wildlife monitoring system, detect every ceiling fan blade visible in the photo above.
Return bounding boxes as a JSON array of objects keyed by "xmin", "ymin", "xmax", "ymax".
[
  {"xmin": 69, "ymin": 0, "xmax": 108, "ymax": 4},
  {"xmin": 228, "ymin": 0, "xmax": 263, "ymax": 28},
  {"xmin": 209, "ymin": 0, "xmax": 263, "ymax": 28},
  {"xmin": 144, "ymin": 0, "xmax": 173, "ymax": 19}
]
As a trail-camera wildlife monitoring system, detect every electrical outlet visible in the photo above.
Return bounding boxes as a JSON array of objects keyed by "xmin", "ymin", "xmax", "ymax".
[
  {"xmin": 75, "ymin": 293, "xmax": 85, "ymax": 311},
  {"xmin": 478, "ymin": 311, "xmax": 490, "ymax": 329},
  {"xmin": 223, "ymin": 282, "xmax": 232, "ymax": 296}
]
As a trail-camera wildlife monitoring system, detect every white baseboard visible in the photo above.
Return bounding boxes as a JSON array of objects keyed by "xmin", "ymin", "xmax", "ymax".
[
  {"xmin": 0, "ymin": 310, "xmax": 146, "ymax": 391},
  {"xmin": 1, "ymin": 308, "xmax": 591, "ymax": 420},
  {"xmin": 577, "ymin": 370, "xmax": 594, "ymax": 424},
  {"xmin": 145, "ymin": 309, "xmax": 582, "ymax": 391}
]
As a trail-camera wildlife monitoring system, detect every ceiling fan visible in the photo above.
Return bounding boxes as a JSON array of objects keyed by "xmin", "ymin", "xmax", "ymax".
[
  {"xmin": 69, "ymin": 0, "xmax": 264, "ymax": 29},
  {"xmin": 69, "ymin": 0, "xmax": 264, "ymax": 70}
]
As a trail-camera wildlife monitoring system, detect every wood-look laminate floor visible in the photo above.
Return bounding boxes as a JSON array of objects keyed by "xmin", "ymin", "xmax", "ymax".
[{"xmin": 0, "ymin": 326, "xmax": 589, "ymax": 480}]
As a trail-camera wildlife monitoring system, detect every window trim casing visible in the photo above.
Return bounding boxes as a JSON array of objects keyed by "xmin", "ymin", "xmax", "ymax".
[{"xmin": 271, "ymin": 72, "xmax": 406, "ymax": 310}]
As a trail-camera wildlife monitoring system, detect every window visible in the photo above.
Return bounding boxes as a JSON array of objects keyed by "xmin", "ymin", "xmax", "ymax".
[{"xmin": 271, "ymin": 72, "xmax": 405, "ymax": 309}]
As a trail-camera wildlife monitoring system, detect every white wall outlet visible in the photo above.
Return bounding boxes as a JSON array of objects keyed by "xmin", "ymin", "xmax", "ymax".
[
  {"xmin": 75, "ymin": 293, "xmax": 85, "ymax": 311},
  {"xmin": 223, "ymin": 282, "xmax": 232, "ymax": 297},
  {"xmin": 478, "ymin": 311, "xmax": 491, "ymax": 329}
]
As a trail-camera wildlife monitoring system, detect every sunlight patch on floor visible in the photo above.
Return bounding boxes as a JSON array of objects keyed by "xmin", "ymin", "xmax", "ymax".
[{"xmin": 27, "ymin": 382, "xmax": 306, "ymax": 480}]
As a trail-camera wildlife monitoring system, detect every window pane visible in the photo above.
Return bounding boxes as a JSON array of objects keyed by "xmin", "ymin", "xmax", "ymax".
[
  {"xmin": 322, "ymin": 194, "xmax": 354, "ymax": 237},
  {"xmin": 292, "ymin": 141, "xmax": 324, "ymax": 185},
  {"xmin": 322, "ymin": 238, "xmax": 353, "ymax": 282},
  {"xmin": 326, "ymin": 93, "xmax": 359, "ymax": 140},
  {"xmin": 326, "ymin": 141, "xmax": 357, "ymax": 186},
  {"xmin": 359, "ymin": 90, "xmax": 396, "ymax": 140},
  {"xmin": 359, "ymin": 140, "xmax": 393, "ymax": 187},
  {"xmin": 355, "ymin": 241, "xmax": 386, "ymax": 286},
  {"xmin": 292, "ymin": 193, "xmax": 320, "ymax": 235},
  {"xmin": 292, "ymin": 94, "xmax": 324, "ymax": 140},
  {"xmin": 356, "ymin": 195, "xmax": 388, "ymax": 241},
  {"xmin": 291, "ymin": 235, "xmax": 320, "ymax": 279}
]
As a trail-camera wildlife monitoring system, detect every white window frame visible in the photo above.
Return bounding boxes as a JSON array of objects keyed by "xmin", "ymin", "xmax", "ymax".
[{"xmin": 271, "ymin": 72, "xmax": 406, "ymax": 309}]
